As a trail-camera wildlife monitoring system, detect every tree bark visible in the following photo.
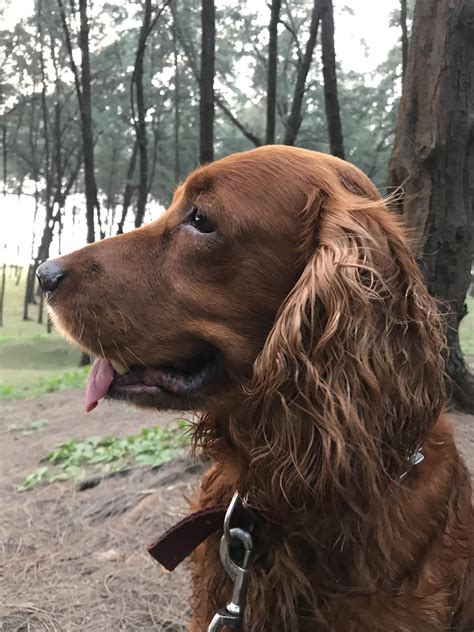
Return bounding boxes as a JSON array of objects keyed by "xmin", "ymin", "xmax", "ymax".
[
  {"xmin": 284, "ymin": 0, "xmax": 322, "ymax": 146},
  {"xmin": 200, "ymin": 0, "xmax": 215, "ymax": 163},
  {"xmin": 321, "ymin": 0, "xmax": 345, "ymax": 159},
  {"xmin": 388, "ymin": 0, "xmax": 474, "ymax": 413},
  {"xmin": 400, "ymin": 0, "xmax": 409, "ymax": 79},
  {"xmin": 266, "ymin": 0, "xmax": 281, "ymax": 145}
]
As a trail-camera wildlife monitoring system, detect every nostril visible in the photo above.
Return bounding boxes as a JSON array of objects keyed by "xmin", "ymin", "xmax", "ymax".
[{"xmin": 36, "ymin": 260, "xmax": 67, "ymax": 294}]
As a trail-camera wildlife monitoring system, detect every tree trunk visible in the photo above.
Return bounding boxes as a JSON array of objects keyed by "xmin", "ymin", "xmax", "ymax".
[
  {"xmin": 117, "ymin": 138, "xmax": 138, "ymax": 235},
  {"xmin": 131, "ymin": 0, "xmax": 171, "ymax": 227},
  {"xmin": 23, "ymin": 264, "xmax": 34, "ymax": 321},
  {"xmin": 0, "ymin": 263, "xmax": 6, "ymax": 327},
  {"xmin": 266, "ymin": 0, "xmax": 281, "ymax": 145},
  {"xmin": 400, "ymin": 0, "xmax": 409, "ymax": 79},
  {"xmin": 78, "ymin": 0, "xmax": 99, "ymax": 243},
  {"xmin": 1, "ymin": 124, "xmax": 6, "ymax": 196},
  {"xmin": 57, "ymin": 0, "xmax": 100, "ymax": 244},
  {"xmin": 388, "ymin": 0, "xmax": 474, "ymax": 413},
  {"xmin": 321, "ymin": 0, "xmax": 345, "ymax": 159},
  {"xmin": 284, "ymin": 0, "xmax": 322, "ymax": 146},
  {"xmin": 172, "ymin": 19, "xmax": 181, "ymax": 183},
  {"xmin": 133, "ymin": 0, "xmax": 152, "ymax": 228},
  {"xmin": 200, "ymin": 0, "xmax": 215, "ymax": 163}
]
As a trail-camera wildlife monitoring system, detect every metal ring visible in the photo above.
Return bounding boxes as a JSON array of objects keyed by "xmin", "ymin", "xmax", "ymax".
[{"xmin": 223, "ymin": 491, "xmax": 240, "ymax": 541}]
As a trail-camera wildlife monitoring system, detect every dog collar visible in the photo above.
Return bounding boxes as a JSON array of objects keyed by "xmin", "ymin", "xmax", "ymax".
[{"xmin": 148, "ymin": 450, "xmax": 424, "ymax": 571}]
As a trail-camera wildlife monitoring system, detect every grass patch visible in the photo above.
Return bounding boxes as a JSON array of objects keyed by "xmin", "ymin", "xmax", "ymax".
[
  {"xmin": 8, "ymin": 419, "xmax": 48, "ymax": 435},
  {"xmin": 0, "ymin": 366, "xmax": 88, "ymax": 401},
  {"xmin": 18, "ymin": 420, "xmax": 190, "ymax": 491},
  {"xmin": 0, "ymin": 269, "xmax": 81, "ymax": 391}
]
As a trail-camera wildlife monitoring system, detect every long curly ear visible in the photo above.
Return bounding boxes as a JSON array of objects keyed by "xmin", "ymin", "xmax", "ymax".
[{"xmin": 234, "ymin": 175, "xmax": 445, "ymax": 522}]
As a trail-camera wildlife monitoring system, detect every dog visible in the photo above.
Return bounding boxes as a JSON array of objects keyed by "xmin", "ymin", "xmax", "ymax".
[{"xmin": 38, "ymin": 146, "xmax": 473, "ymax": 631}]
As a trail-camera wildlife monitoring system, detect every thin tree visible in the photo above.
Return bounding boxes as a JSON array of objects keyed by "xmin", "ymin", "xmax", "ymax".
[
  {"xmin": 57, "ymin": 0, "xmax": 99, "ymax": 244},
  {"xmin": 200, "ymin": 0, "xmax": 215, "ymax": 163},
  {"xmin": 172, "ymin": 17, "xmax": 181, "ymax": 182},
  {"xmin": 132, "ymin": 0, "xmax": 171, "ymax": 228},
  {"xmin": 320, "ymin": 0, "xmax": 345, "ymax": 159},
  {"xmin": 116, "ymin": 139, "xmax": 138, "ymax": 235},
  {"xmin": 400, "ymin": 0, "xmax": 409, "ymax": 79},
  {"xmin": 0, "ymin": 260, "xmax": 5, "ymax": 327},
  {"xmin": 284, "ymin": 0, "xmax": 322, "ymax": 146},
  {"xmin": 171, "ymin": 3, "xmax": 261, "ymax": 148},
  {"xmin": 388, "ymin": 0, "xmax": 474, "ymax": 412},
  {"xmin": 266, "ymin": 0, "xmax": 281, "ymax": 144}
]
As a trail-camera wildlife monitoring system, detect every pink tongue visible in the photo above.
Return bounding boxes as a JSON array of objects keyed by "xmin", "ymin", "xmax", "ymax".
[{"xmin": 85, "ymin": 358, "xmax": 115, "ymax": 412}]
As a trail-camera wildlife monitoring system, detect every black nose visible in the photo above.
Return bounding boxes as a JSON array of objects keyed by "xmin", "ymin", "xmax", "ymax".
[{"xmin": 37, "ymin": 260, "xmax": 66, "ymax": 294}]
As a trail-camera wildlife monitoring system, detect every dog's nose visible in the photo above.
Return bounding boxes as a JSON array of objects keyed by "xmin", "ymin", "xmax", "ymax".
[{"xmin": 37, "ymin": 260, "xmax": 66, "ymax": 294}]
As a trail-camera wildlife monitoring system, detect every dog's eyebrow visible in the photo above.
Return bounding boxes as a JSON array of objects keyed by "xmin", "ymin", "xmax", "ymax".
[{"xmin": 184, "ymin": 172, "xmax": 214, "ymax": 202}]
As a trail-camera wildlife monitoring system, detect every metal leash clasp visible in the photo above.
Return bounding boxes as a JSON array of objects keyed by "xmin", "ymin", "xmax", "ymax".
[{"xmin": 207, "ymin": 492, "xmax": 254, "ymax": 631}]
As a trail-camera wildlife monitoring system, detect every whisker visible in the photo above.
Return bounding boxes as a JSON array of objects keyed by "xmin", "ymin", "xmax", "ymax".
[{"xmin": 123, "ymin": 344, "xmax": 149, "ymax": 368}]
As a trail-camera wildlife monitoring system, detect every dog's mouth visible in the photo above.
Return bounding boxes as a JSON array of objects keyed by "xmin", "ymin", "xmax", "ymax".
[{"xmin": 85, "ymin": 348, "xmax": 218, "ymax": 412}]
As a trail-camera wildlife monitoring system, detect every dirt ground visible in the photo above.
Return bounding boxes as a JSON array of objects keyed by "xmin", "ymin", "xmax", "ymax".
[{"xmin": 0, "ymin": 390, "xmax": 473, "ymax": 631}]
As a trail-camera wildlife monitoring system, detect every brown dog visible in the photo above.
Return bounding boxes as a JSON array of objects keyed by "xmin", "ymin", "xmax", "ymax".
[{"xmin": 38, "ymin": 146, "xmax": 473, "ymax": 631}]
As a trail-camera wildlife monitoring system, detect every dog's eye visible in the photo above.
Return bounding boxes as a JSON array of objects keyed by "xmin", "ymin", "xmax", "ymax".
[{"xmin": 189, "ymin": 207, "xmax": 216, "ymax": 234}]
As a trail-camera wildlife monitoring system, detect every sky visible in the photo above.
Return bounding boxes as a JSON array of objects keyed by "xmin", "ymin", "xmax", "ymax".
[{"xmin": 1, "ymin": 0, "xmax": 401, "ymax": 265}]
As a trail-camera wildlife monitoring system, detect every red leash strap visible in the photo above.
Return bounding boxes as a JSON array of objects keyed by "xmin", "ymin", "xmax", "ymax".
[{"xmin": 148, "ymin": 503, "xmax": 261, "ymax": 571}]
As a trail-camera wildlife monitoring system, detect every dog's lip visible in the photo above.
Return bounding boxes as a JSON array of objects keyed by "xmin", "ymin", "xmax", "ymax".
[
  {"xmin": 86, "ymin": 349, "xmax": 217, "ymax": 412},
  {"xmin": 110, "ymin": 358, "xmax": 217, "ymax": 396}
]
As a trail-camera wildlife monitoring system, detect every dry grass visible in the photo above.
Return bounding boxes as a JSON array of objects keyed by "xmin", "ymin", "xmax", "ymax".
[{"xmin": 0, "ymin": 457, "xmax": 204, "ymax": 631}]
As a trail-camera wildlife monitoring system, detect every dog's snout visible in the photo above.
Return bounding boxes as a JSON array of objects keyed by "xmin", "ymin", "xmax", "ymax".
[{"xmin": 37, "ymin": 260, "xmax": 67, "ymax": 294}]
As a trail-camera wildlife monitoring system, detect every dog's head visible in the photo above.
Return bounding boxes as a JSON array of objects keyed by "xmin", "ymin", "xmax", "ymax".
[{"xmin": 40, "ymin": 145, "xmax": 445, "ymax": 511}]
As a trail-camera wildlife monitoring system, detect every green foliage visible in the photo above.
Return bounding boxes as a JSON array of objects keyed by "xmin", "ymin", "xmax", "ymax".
[
  {"xmin": 18, "ymin": 420, "xmax": 190, "ymax": 492},
  {"xmin": 0, "ymin": 367, "xmax": 88, "ymax": 401}
]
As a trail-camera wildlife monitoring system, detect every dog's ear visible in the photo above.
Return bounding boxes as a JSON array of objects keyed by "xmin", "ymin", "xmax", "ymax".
[{"xmin": 236, "ymin": 174, "xmax": 445, "ymax": 521}]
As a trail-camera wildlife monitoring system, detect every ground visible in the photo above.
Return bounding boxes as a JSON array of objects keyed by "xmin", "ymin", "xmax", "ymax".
[
  {"xmin": 0, "ymin": 389, "xmax": 473, "ymax": 631},
  {"xmin": 0, "ymin": 271, "xmax": 473, "ymax": 630},
  {"xmin": 0, "ymin": 390, "xmax": 200, "ymax": 631}
]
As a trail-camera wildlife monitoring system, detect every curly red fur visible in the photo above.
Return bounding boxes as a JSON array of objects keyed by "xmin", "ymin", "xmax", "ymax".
[{"xmin": 46, "ymin": 146, "xmax": 473, "ymax": 631}]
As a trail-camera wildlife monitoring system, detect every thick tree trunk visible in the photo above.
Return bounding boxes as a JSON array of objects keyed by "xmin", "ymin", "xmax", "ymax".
[
  {"xmin": 321, "ymin": 0, "xmax": 345, "ymax": 159},
  {"xmin": 266, "ymin": 0, "xmax": 281, "ymax": 145},
  {"xmin": 283, "ymin": 0, "xmax": 322, "ymax": 146},
  {"xmin": 200, "ymin": 0, "xmax": 215, "ymax": 163},
  {"xmin": 388, "ymin": 0, "xmax": 474, "ymax": 413}
]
